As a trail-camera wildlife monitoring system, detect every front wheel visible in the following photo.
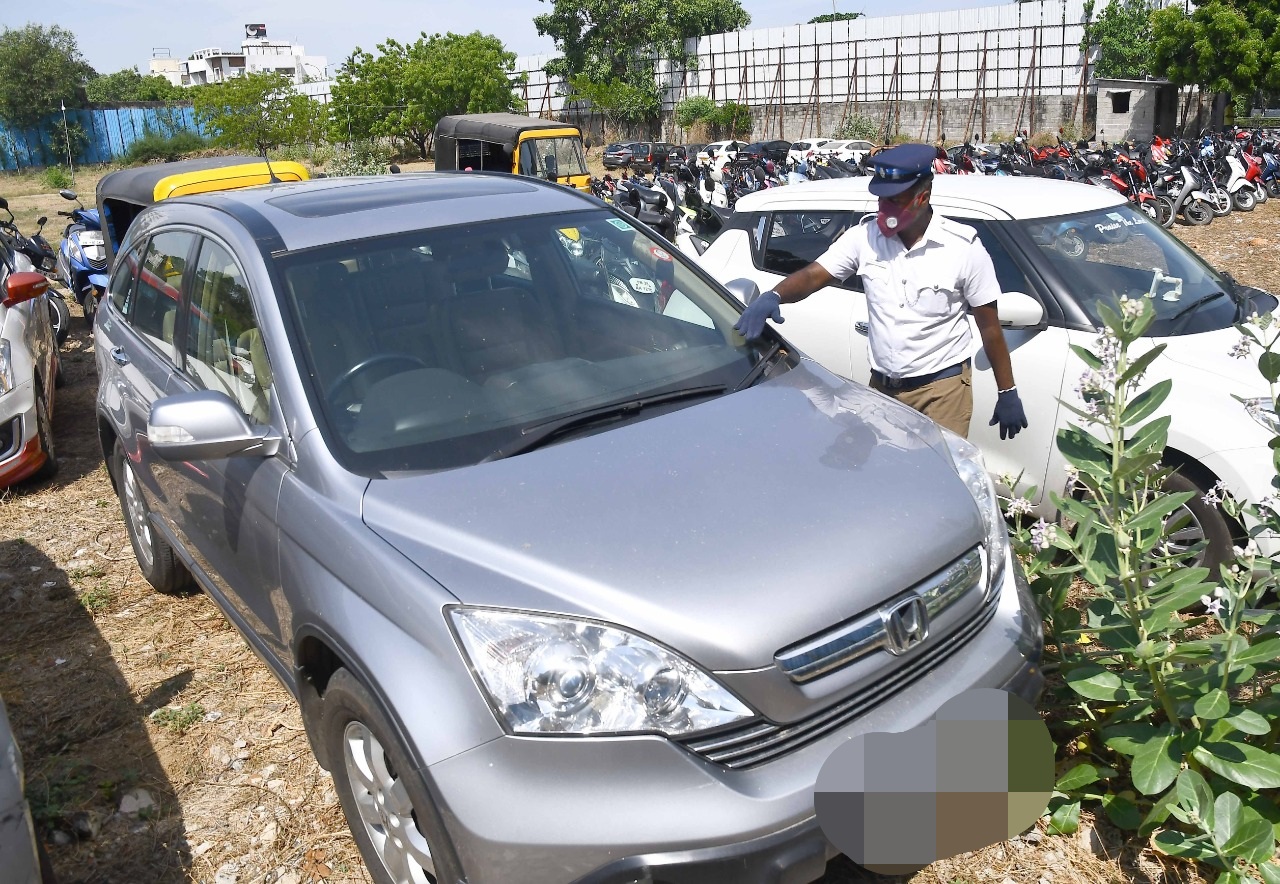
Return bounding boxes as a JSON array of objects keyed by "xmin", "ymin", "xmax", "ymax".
[
  {"xmin": 1155, "ymin": 195, "xmax": 1175, "ymax": 229},
  {"xmin": 1160, "ymin": 470, "xmax": 1235, "ymax": 572},
  {"xmin": 1232, "ymin": 187, "xmax": 1257, "ymax": 211},
  {"xmin": 1209, "ymin": 188, "xmax": 1232, "ymax": 217},
  {"xmin": 111, "ymin": 440, "xmax": 193, "ymax": 593},
  {"xmin": 81, "ymin": 288, "xmax": 99, "ymax": 327},
  {"xmin": 48, "ymin": 294, "xmax": 70, "ymax": 346},
  {"xmin": 31, "ymin": 385, "xmax": 57, "ymax": 482},
  {"xmin": 1255, "ymin": 182, "xmax": 1269, "ymax": 204},
  {"xmin": 1268, "ymin": 179, "xmax": 1280, "ymax": 198},
  {"xmin": 1182, "ymin": 198, "xmax": 1214, "ymax": 226},
  {"xmin": 322, "ymin": 669, "xmax": 455, "ymax": 884}
]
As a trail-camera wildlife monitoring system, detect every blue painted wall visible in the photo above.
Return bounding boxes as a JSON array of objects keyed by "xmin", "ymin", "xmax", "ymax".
[{"xmin": 0, "ymin": 105, "xmax": 205, "ymax": 171}]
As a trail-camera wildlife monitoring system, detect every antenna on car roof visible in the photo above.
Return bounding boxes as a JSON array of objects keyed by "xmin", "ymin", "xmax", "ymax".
[{"xmin": 259, "ymin": 147, "xmax": 282, "ymax": 184}]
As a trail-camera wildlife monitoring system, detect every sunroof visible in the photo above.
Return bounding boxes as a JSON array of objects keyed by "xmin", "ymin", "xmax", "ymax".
[{"xmin": 266, "ymin": 176, "xmax": 537, "ymax": 218}]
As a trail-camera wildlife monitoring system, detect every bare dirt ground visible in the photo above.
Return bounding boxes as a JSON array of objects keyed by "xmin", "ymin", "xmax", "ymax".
[{"xmin": 4, "ymin": 163, "xmax": 1269, "ymax": 884}]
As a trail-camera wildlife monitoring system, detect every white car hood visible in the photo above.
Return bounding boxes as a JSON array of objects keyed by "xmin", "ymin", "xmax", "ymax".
[{"xmin": 1158, "ymin": 325, "xmax": 1272, "ymax": 395}]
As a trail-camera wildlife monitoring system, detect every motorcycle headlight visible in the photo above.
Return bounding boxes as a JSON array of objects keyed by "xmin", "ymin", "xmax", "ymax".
[
  {"xmin": 69, "ymin": 240, "xmax": 86, "ymax": 265},
  {"xmin": 0, "ymin": 339, "xmax": 12, "ymax": 394},
  {"xmin": 1242, "ymin": 397, "xmax": 1280, "ymax": 435},
  {"xmin": 450, "ymin": 608, "xmax": 754, "ymax": 736},
  {"xmin": 940, "ymin": 428, "xmax": 1010, "ymax": 600}
]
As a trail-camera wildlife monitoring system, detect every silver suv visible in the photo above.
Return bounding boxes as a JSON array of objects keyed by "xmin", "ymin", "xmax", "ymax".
[{"xmin": 94, "ymin": 173, "xmax": 1043, "ymax": 884}]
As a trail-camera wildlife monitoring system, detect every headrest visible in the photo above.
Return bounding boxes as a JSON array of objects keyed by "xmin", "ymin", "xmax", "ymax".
[{"xmin": 448, "ymin": 238, "xmax": 510, "ymax": 282}]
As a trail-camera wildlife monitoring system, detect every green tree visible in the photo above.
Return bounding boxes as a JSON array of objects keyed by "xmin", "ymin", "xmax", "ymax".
[
  {"xmin": 193, "ymin": 72, "xmax": 322, "ymax": 154},
  {"xmin": 0, "ymin": 24, "xmax": 96, "ymax": 130},
  {"xmin": 534, "ymin": 0, "xmax": 750, "ymax": 96},
  {"xmin": 712, "ymin": 101, "xmax": 752, "ymax": 138},
  {"xmin": 1151, "ymin": 0, "xmax": 1268, "ymax": 118},
  {"xmin": 807, "ymin": 12, "xmax": 862, "ymax": 24},
  {"xmin": 567, "ymin": 75, "xmax": 660, "ymax": 129},
  {"xmin": 1081, "ymin": 0, "xmax": 1155, "ymax": 79},
  {"xmin": 674, "ymin": 94, "xmax": 715, "ymax": 129},
  {"xmin": 330, "ymin": 31, "xmax": 520, "ymax": 158},
  {"xmin": 86, "ymin": 68, "xmax": 186, "ymax": 103}
]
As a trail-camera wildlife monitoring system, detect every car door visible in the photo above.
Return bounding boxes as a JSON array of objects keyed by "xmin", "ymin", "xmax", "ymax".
[
  {"xmin": 164, "ymin": 234, "xmax": 288, "ymax": 660},
  {"xmin": 97, "ymin": 230, "xmax": 198, "ymax": 527}
]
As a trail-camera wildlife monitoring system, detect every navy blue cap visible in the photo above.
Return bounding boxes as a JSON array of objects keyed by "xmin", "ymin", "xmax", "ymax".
[{"xmin": 868, "ymin": 143, "xmax": 937, "ymax": 196}]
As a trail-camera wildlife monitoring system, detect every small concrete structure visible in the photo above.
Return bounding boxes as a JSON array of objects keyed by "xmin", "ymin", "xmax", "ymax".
[{"xmin": 1093, "ymin": 77, "xmax": 1178, "ymax": 142}]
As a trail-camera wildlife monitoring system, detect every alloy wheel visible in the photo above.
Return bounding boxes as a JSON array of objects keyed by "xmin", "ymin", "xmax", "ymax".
[{"xmin": 121, "ymin": 459, "xmax": 155, "ymax": 569}]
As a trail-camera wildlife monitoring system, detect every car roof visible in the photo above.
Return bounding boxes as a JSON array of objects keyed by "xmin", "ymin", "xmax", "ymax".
[
  {"xmin": 729, "ymin": 175, "xmax": 1128, "ymax": 218},
  {"xmin": 165, "ymin": 172, "xmax": 598, "ymax": 254}
]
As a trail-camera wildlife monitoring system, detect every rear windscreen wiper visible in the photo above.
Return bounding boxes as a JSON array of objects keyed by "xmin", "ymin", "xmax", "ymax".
[{"xmin": 479, "ymin": 385, "xmax": 727, "ymax": 463}]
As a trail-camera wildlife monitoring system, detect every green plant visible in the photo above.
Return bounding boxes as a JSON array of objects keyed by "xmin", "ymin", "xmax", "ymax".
[
  {"xmin": 835, "ymin": 111, "xmax": 879, "ymax": 141},
  {"xmin": 1008, "ymin": 299, "xmax": 1280, "ymax": 883},
  {"xmin": 149, "ymin": 703, "xmax": 205, "ymax": 735},
  {"xmin": 78, "ymin": 584, "xmax": 112, "ymax": 613},
  {"xmin": 123, "ymin": 130, "xmax": 209, "ymax": 165},
  {"xmin": 712, "ymin": 101, "xmax": 752, "ymax": 139},
  {"xmin": 325, "ymin": 140, "xmax": 393, "ymax": 176},
  {"xmin": 40, "ymin": 165, "xmax": 73, "ymax": 189},
  {"xmin": 674, "ymin": 95, "xmax": 715, "ymax": 130}
]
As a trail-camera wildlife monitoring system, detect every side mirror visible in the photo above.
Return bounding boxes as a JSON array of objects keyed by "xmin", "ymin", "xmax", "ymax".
[
  {"xmin": 997, "ymin": 291, "xmax": 1046, "ymax": 329},
  {"xmin": 2, "ymin": 270, "xmax": 49, "ymax": 307},
  {"xmin": 147, "ymin": 390, "xmax": 281, "ymax": 461},
  {"xmin": 36, "ymin": 216, "xmax": 47, "ymax": 226},
  {"xmin": 724, "ymin": 277, "xmax": 761, "ymax": 306},
  {"xmin": 0, "ymin": 197, "xmax": 7, "ymax": 210},
  {"xmin": 584, "ymin": 139, "xmax": 593, "ymax": 150},
  {"xmin": 58, "ymin": 189, "xmax": 77, "ymax": 201}
]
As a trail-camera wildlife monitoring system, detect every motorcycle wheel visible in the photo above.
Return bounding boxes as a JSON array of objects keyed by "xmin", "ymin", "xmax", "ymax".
[
  {"xmin": 1156, "ymin": 196, "xmax": 1175, "ymax": 229},
  {"xmin": 1209, "ymin": 189, "xmax": 1232, "ymax": 217},
  {"xmin": 1055, "ymin": 230, "xmax": 1086, "ymax": 258},
  {"xmin": 1232, "ymin": 187, "xmax": 1256, "ymax": 211},
  {"xmin": 81, "ymin": 289, "xmax": 99, "ymax": 327},
  {"xmin": 48, "ymin": 293, "xmax": 70, "ymax": 346},
  {"xmin": 1268, "ymin": 179, "xmax": 1280, "ymax": 198},
  {"xmin": 1182, "ymin": 198, "xmax": 1214, "ymax": 226},
  {"xmin": 1255, "ymin": 182, "xmax": 1269, "ymax": 204}
]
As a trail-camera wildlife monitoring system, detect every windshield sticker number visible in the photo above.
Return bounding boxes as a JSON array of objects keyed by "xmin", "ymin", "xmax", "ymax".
[{"xmin": 607, "ymin": 218, "xmax": 632, "ymax": 231}]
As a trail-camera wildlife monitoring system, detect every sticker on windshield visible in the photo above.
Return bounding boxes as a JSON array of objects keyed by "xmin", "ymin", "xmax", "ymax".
[
  {"xmin": 607, "ymin": 218, "xmax": 632, "ymax": 231},
  {"xmin": 1095, "ymin": 211, "xmax": 1149, "ymax": 235}
]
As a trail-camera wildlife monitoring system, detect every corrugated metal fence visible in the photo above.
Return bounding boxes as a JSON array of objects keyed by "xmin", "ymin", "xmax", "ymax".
[{"xmin": 0, "ymin": 105, "xmax": 205, "ymax": 171}]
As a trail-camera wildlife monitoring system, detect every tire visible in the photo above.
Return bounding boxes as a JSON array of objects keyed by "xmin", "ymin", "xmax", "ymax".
[
  {"xmin": 1209, "ymin": 188, "xmax": 1232, "ymax": 217},
  {"xmin": 1056, "ymin": 229, "xmax": 1086, "ymax": 258},
  {"xmin": 1156, "ymin": 195, "xmax": 1175, "ymax": 229},
  {"xmin": 1182, "ymin": 198, "xmax": 1214, "ymax": 226},
  {"xmin": 53, "ymin": 351, "xmax": 65, "ymax": 389},
  {"xmin": 1160, "ymin": 470, "xmax": 1235, "ymax": 573},
  {"xmin": 31, "ymin": 385, "xmax": 57, "ymax": 481},
  {"xmin": 81, "ymin": 288, "xmax": 98, "ymax": 327},
  {"xmin": 1255, "ymin": 182, "xmax": 1268, "ymax": 204},
  {"xmin": 321, "ymin": 669, "xmax": 457, "ymax": 884},
  {"xmin": 48, "ymin": 294, "xmax": 70, "ymax": 346},
  {"xmin": 1269, "ymin": 179, "xmax": 1280, "ymax": 198},
  {"xmin": 1232, "ymin": 187, "xmax": 1256, "ymax": 211},
  {"xmin": 111, "ymin": 440, "xmax": 193, "ymax": 593}
]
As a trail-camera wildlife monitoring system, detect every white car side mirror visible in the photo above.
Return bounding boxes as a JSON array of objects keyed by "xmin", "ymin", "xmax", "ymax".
[
  {"xmin": 998, "ymin": 291, "xmax": 1046, "ymax": 329},
  {"xmin": 725, "ymin": 278, "xmax": 761, "ymax": 305}
]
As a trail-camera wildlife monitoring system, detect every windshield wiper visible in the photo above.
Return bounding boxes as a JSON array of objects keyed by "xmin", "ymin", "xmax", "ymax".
[
  {"xmin": 733, "ymin": 341, "xmax": 786, "ymax": 392},
  {"xmin": 478, "ymin": 385, "xmax": 727, "ymax": 463},
  {"xmin": 1168, "ymin": 290, "xmax": 1227, "ymax": 334}
]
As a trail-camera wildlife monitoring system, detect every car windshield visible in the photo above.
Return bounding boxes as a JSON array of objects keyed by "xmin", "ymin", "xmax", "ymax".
[
  {"xmin": 520, "ymin": 137, "xmax": 588, "ymax": 179},
  {"xmin": 278, "ymin": 209, "xmax": 772, "ymax": 475},
  {"xmin": 1016, "ymin": 203, "xmax": 1242, "ymax": 335}
]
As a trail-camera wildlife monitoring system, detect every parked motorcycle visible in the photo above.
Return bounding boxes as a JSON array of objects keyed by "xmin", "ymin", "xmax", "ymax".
[
  {"xmin": 0, "ymin": 199, "xmax": 70, "ymax": 345},
  {"xmin": 54, "ymin": 189, "xmax": 108, "ymax": 326}
]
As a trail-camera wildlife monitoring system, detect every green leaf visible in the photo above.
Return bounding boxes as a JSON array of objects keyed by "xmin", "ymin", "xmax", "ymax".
[
  {"xmin": 1128, "ymin": 414, "xmax": 1172, "ymax": 456},
  {"xmin": 1260, "ymin": 862, "xmax": 1280, "ymax": 884},
  {"xmin": 1140, "ymin": 786, "xmax": 1180, "ymax": 836},
  {"xmin": 1222, "ymin": 816, "xmax": 1277, "ymax": 865},
  {"xmin": 1152, "ymin": 828, "xmax": 1217, "ymax": 860},
  {"xmin": 1133, "ymin": 726, "xmax": 1181, "ymax": 795},
  {"xmin": 1058, "ymin": 426, "xmax": 1113, "ymax": 472},
  {"xmin": 1056, "ymin": 763, "xmax": 1104, "ymax": 792},
  {"xmin": 1260, "ymin": 350, "xmax": 1280, "ymax": 384},
  {"xmin": 1069, "ymin": 344, "xmax": 1104, "ymax": 370},
  {"xmin": 1196, "ymin": 689, "xmax": 1231, "ymax": 720},
  {"xmin": 1121, "ymin": 379, "xmax": 1172, "ymax": 426},
  {"xmin": 1235, "ymin": 638, "xmax": 1280, "ymax": 666},
  {"xmin": 1103, "ymin": 792, "xmax": 1142, "ymax": 830},
  {"xmin": 1177, "ymin": 768, "xmax": 1215, "ymax": 831},
  {"xmin": 1103, "ymin": 723, "xmax": 1156, "ymax": 757},
  {"xmin": 1119, "ymin": 343, "xmax": 1168, "ymax": 387},
  {"xmin": 1064, "ymin": 662, "xmax": 1135, "ymax": 701},
  {"xmin": 1046, "ymin": 797, "xmax": 1081, "ymax": 835},
  {"xmin": 1223, "ymin": 708, "xmax": 1272, "ymax": 736},
  {"xmin": 1097, "ymin": 300, "xmax": 1123, "ymax": 334},
  {"xmin": 1218, "ymin": 871, "xmax": 1259, "ymax": 884},
  {"xmin": 1213, "ymin": 790, "xmax": 1244, "ymax": 850},
  {"xmin": 1130, "ymin": 491, "xmax": 1196, "ymax": 533},
  {"xmin": 1192, "ymin": 741, "xmax": 1280, "ymax": 789}
]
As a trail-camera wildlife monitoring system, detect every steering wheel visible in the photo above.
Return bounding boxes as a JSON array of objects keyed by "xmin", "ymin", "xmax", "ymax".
[{"xmin": 327, "ymin": 353, "xmax": 429, "ymax": 403}]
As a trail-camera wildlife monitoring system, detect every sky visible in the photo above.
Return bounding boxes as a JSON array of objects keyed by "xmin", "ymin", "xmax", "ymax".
[{"xmin": 0, "ymin": 0, "xmax": 993, "ymax": 77}]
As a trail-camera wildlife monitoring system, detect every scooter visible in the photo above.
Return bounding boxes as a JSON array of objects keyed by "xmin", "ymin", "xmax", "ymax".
[
  {"xmin": 1222, "ymin": 145, "xmax": 1257, "ymax": 211},
  {"xmin": 53, "ymin": 189, "xmax": 108, "ymax": 326},
  {"xmin": 0, "ymin": 199, "xmax": 69, "ymax": 345}
]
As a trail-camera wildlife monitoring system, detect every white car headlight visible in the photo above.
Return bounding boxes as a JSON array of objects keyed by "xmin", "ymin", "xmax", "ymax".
[
  {"xmin": 1242, "ymin": 398, "xmax": 1280, "ymax": 435},
  {"xmin": 450, "ymin": 608, "xmax": 754, "ymax": 736},
  {"xmin": 940, "ymin": 428, "xmax": 1010, "ymax": 599},
  {"xmin": 0, "ymin": 339, "xmax": 13, "ymax": 395}
]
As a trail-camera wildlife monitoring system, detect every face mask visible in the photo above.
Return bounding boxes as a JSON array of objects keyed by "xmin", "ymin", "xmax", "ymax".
[{"xmin": 877, "ymin": 192, "xmax": 924, "ymax": 238}]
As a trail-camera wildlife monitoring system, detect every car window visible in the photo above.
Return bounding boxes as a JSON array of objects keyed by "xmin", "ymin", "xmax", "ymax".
[
  {"xmin": 761, "ymin": 211, "xmax": 861, "ymax": 289},
  {"xmin": 108, "ymin": 242, "xmax": 143, "ymax": 315},
  {"xmin": 964, "ymin": 221, "xmax": 1035, "ymax": 297},
  {"xmin": 184, "ymin": 238, "xmax": 273, "ymax": 424},
  {"xmin": 130, "ymin": 230, "xmax": 196, "ymax": 360}
]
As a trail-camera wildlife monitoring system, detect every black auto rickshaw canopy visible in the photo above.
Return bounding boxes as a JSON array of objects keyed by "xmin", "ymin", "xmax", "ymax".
[{"xmin": 434, "ymin": 113, "xmax": 587, "ymax": 177}]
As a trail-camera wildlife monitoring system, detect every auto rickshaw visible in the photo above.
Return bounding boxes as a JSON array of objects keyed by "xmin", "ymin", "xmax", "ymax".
[
  {"xmin": 96, "ymin": 155, "xmax": 309, "ymax": 270},
  {"xmin": 433, "ymin": 113, "xmax": 591, "ymax": 191}
]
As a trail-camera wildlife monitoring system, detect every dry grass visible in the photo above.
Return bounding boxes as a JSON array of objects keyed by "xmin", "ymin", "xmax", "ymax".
[{"xmin": 4, "ymin": 169, "xmax": 1275, "ymax": 884}]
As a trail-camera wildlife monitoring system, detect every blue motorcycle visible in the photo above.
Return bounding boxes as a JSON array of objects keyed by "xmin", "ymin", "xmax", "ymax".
[{"xmin": 53, "ymin": 189, "xmax": 108, "ymax": 326}]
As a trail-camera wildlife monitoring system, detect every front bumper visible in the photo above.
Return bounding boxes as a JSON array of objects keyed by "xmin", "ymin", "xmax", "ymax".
[
  {"xmin": 1203, "ymin": 444, "xmax": 1280, "ymax": 557},
  {"xmin": 0, "ymin": 382, "xmax": 43, "ymax": 488},
  {"xmin": 428, "ymin": 554, "xmax": 1044, "ymax": 884}
]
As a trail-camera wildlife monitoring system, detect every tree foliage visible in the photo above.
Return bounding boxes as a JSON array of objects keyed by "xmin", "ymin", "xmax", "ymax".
[
  {"xmin": 0, "ymin": 24, "xmax": 96, "ymax": 130},
  {"xmin": 535, "ymin": 0, "xmax": 750, "ymax": 93},
  {"xmin": 674, "ymin": 95, "xmax": 716, "ymax": 128},
  {"xmin": 712, "ymin": 101, "xmax": 752, "ymax": 138},
  {"xmin": 807, "ymin": 12, "xmax": 863, "ymax": 24},
  {"xmin": 568, "ymin": 75, "xmax": 660, "ymax": 128},
  {"xmin": 1081, "ymin": 0, "xmax": 1154, "ymax": 79},
  {"xmin": 86, "ymin": 68, "xmax": 186, "ymax": 103},
  {"xmin": 329, "ymin": 31, "xmax": 520, "ymax": 158},
  {"xmin": 1150, "ymin": 0, "xmax": 1269, "ymax": 101},
  {"xmin": 193, "ymin": 72, "xmax": 325, "ymax": 154}
]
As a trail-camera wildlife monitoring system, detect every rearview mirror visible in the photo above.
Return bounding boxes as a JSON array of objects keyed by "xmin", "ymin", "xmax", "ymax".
[
  {"xmin": 59, "ymin": 189, "xmax": 77, "ymax": 201},
  {"xmin": 724, "ymin": 277, "xmax": 761, "ymax": 306},
  {"xmin": 148, "ymin": 390, "xmax": 281, "ymax": 461},
  {"xmin": 0, "ymin": 197, "xmax": 7, "ymax": 210},
  {"xmin": 2, "ymin": 270, "xmax": 49, "ymax": 307},
  {"xmin": 997, "ymin": 291, "xmax": 1046, "ymax": 329}
]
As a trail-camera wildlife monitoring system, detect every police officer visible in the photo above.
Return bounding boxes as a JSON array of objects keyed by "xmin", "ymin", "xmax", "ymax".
[{"xmin": 733, "ymin": 142, "xmax": 1027, "ymax": 440}]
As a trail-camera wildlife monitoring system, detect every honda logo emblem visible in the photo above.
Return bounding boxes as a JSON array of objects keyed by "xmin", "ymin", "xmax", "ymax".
[{"xmin": 883, "ymin": 597, "xmax": 929, "ymax": 655}]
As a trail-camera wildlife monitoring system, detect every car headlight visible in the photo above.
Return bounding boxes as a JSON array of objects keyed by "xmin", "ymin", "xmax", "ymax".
[
  {"xmin": 450, "ymin": 607, "xmax": 755, "ymax": 736},
  {"xmin": 1242, "ymin": 398, "xmax": 1280, "ymax": 435},
  {"xmin": 940, "ymin": 428, "xmax": 1010, "ymax": 600},
  {"xmin": 0, "ymin": 340, "xmax": 13, "ymax": 395}
]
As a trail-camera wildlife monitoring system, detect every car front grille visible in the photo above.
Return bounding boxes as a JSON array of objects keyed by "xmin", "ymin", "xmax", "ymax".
[{"xmin": 676, "ymin": 568, "xmax": 1000, "ymax": 770}]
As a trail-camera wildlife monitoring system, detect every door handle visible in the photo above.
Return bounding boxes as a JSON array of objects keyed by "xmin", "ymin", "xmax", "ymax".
[
  {"xmin": 855, "ymin": 322, "xmax": 869, "ymax": 336},
  {"xmin": 110, "ymin": 347, "xmax": 129, "ymax": 366}
]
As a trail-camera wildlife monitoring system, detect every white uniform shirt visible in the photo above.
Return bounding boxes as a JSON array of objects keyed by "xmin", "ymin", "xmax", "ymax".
[{"xmin": 814, "ymin": 212, "xmax": 1001, "ymax": 379}]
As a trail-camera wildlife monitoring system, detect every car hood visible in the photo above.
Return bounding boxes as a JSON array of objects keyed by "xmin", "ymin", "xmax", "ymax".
[
  {"xmin": 1157, "ymin": 325, "xmax": 1271, "ymax": 393},
  {"xmin": 361, "ymin": 362, "xmax": 983, "ymax": 672}
]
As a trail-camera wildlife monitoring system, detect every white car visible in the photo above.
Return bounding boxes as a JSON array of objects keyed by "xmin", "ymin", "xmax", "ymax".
[
  {"xmin": 787, "ymin": 138, "xmax": 837, "ymax": 165},
  {"xmin": 818, "ymin": 139, "xmax": 876, "ymax": 164},
  {"xmin": 694, "ymin": 176, "xmax": 1280, "ymax": 565}
]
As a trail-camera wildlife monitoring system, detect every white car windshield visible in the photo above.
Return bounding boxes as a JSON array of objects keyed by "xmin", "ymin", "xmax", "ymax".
[{"xmin": 1017, "ymin": 203, "xmax": 1245, "ymax": 336}]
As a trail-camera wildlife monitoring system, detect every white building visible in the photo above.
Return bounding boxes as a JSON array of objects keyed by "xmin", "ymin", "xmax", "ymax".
[
  {"xmin": 148, "ymin": 50, "xmax": 182, "ymax": 87},
  {"xmin": 177, "ymin": 25, "xmax": 327, "ymax": 87}
]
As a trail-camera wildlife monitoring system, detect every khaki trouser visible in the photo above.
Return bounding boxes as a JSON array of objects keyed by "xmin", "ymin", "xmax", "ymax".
[{"xmin": 870, "ymin": 363, "xmax": 973, "ymax": 438}]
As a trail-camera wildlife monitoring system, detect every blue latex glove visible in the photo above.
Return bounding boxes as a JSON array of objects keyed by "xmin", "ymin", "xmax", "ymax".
[
  {"xmin": 990, "ymin": 388, "xmax": 1028, "ymax": 440},
  {"xmin": 733, "ymin": 290, "xmax": 784, "ymax": 340}
]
